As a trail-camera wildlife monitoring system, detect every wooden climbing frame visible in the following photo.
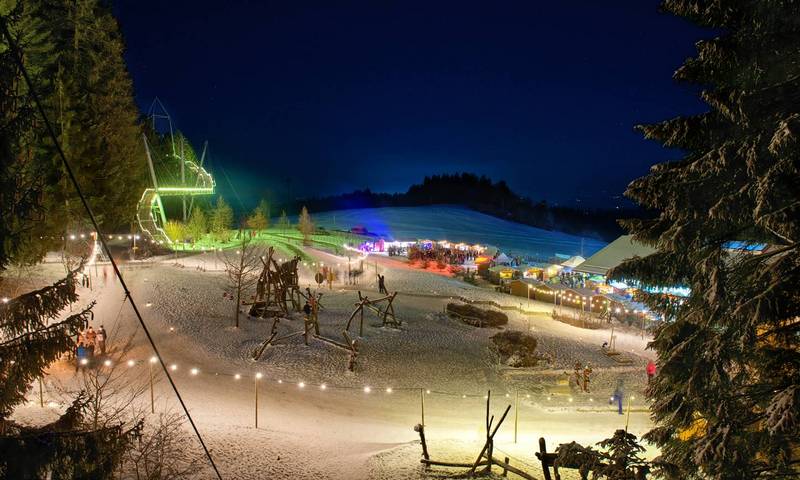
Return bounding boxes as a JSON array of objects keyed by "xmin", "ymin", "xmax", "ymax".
[
  {"xmin": 415, "ymin": 391, "xmax": 535, "ymax": 479},
  {"xmin": 251, "ymin": 287, "xmax": 360, "ymax": 371},
  {"xmin": 345, "ymin": 290, "xmax": 400, "ymax": 336},
  {"xmin": 247, "ymin": 247, "xmax": 301, "ymax": 317}
]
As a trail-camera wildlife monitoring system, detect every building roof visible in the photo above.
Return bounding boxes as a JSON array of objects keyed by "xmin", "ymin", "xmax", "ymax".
[
  {"xmin": 574, "ymin": 235, "xmax": 656, "ymax": 276},
  {"xmin": 488, "ymin": 265, "xmax": 517, "ymax": 273}
]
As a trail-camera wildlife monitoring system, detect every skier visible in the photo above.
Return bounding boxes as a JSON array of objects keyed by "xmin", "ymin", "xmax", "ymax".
[
  {"xmin": 378, "ymin": 274, "xmax": 387, "ymax": 295},
  {"xmin": 646, "ymin": 360, "xmax": 656, "ymax": 384},
  {"xmin": 96, "ymin": 325, "xmax": 107, "ymax": 355}
]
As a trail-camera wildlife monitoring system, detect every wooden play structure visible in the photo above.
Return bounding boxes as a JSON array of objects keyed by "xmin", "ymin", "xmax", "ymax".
[
  {"xmin": 249, "ymin": 286, "xmax": 401, "ymax": 372},
  {"xmin": 345, "ymin": 290, "xmax": 400, "ymax": 336},
  {"xmin": 601, "ymin": 327, "xmax": 633, "ymax": 365},
  {"xmin": 251, "ymin": 287, "xmax": 360, "ymax": 370},
  {"xmin": 248, "ymin": 247, "xmax": 301, "ymax": 317},
  {"xmin": 415, "ymin": 391, "xmax": 535, "ymax": 479}
]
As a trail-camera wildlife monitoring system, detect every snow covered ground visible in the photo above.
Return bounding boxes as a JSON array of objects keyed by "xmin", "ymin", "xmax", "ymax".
[
  {"xmin": 309, "ymin": 206, "xmax": 607, "ymax": 259},
  {"xmin": 13, "ymin": 243, "xmax": 655, "ymax": 479}
]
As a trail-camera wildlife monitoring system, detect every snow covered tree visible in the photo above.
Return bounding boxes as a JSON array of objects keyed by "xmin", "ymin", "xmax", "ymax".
[
  {"xmin": 210, "ymin": 197, "xmax": 233, "ymax": 243},
  {"xmin": 297, "ymin": 206, "xmax": 314, "ymax": 245},
  {"xmin": 611, "ymin": 1, "xmax": 800, "ymax": 478},
  {"xmin": 555, "ymin": 430, "xmax": 651, "ymax": 479}
]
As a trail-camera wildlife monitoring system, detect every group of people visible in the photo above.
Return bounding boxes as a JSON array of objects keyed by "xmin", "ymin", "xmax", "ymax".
[
  {"xmin": 407, "ymin": 244, "xmax": 480, "ymax": 266},
  {"xmin": 74, "ymin": 325, "xmax": 107, "ymax": 369},
  {"xmin": 573, "ymin": 362, "xmax": 593, "ymax": 393},
  {"xmin": 558, "ymin": 271, "xmax": 585, "ymax": 289}
]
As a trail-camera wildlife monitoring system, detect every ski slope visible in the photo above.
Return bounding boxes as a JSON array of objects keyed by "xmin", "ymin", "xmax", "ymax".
[{"xmin": 310, "ymin": 205, "xmax": 607, "ymax": 259}]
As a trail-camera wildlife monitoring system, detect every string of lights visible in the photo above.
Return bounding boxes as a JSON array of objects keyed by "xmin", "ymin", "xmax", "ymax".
[{"xmin": 70, "ymin": 353, "xmax": 639, "ymax": 407}]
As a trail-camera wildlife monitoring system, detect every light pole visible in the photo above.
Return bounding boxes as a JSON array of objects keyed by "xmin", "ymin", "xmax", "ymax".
[
  {"xmin": 527, "ymin": 284, "xmax": 532, "ymax": 310},
  {"xmin": 254, "ymin": 373, "xmax": 262, "ymax": 428},
  {"xmin": 149, "ymin": 356, "xmax": 157, "ymax": 413}
]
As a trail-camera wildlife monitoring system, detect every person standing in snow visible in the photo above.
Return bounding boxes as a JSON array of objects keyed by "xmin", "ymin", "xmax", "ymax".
[
  {"xmin": 378, "ymin": 274, "xmax": 387, "ymax": 295},
  {"xmin": 610, "ymin": 380, "xmax": 624, "ymax": 415},
  {"xmin": 76, "ymin": 343, "xmax": 88, "ymax": 371},
  {"xmin": 583, "ymin": 363, "xmax": 593, "ymax": 393},
  {"xmin": 85, "ymin": 326, "xmax": 97, "ymax": 354},
  {"xmin": 96, "ymin": 325, "xmax": 107, "ymax": 355},
  {"xmin": 646, "ymin": 360, "xmax": 656, "ymax": 384}
]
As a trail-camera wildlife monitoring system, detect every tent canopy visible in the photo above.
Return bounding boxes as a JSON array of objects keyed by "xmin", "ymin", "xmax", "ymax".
[
  {"xmin": 574, "ymin": 235, "xmax": 656, "ymax": 276},
  {"xmin": 494, "ymin": 252, "xmax": 512, "ymax": 264},
  {"xmin": 560, "ymin": 255, "xmax": 585, "ymax": 268}
]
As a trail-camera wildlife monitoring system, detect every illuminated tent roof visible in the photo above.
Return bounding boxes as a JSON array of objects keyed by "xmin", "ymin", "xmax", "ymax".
[
  {"xmin": 574, "ymin": 235, "xmax": 656, "ymax": 276},
  {"xmin": 560, "ymin": 255, "xmax": 585, "ymax": 268},
  {"xmin": 495, "ymin": 252, "xmax": 512, "ymax": 264}
]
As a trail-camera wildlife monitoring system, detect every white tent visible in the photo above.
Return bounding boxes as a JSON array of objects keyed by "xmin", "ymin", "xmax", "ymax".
[
  {"xmin": 560, "ymin": 255, "xmax": 586, "ymax": 268},
  {"xmin": 494, "ymin": 252, "xmax": 512, "ymax": 265}
]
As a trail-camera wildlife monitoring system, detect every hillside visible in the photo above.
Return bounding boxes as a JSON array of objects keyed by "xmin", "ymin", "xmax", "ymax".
[{"xmin": 282, "ymin": 173, "xmax": 644, "ymax": 242}]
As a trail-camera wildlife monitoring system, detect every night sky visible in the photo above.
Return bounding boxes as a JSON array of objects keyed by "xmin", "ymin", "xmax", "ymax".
[{"xmin": 115, "ymin": 1, "xmax": 710, "ymax": 210}]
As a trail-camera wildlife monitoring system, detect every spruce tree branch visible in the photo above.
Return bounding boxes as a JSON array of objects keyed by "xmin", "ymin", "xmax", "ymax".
[{"xmin": 1, "ymin": 303, "xmax": 93, "ymax": 347}]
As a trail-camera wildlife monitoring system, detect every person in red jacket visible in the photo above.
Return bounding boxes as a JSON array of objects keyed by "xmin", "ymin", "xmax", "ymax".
[{"xmin": 646, "ymin": 360, "xmax": 656, "ymax": 384}]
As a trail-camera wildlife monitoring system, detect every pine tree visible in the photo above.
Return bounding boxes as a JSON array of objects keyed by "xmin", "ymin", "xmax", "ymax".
[
  {"xmin": 210, "ymin": 196, "xmax": 233, "ymax": 243},
  {"xmin": 0, "ymin": 268, "xmax": 139, "ymax": 477},
  {"xmin": 0, "ymin": 0, "xmax": 145, "ymax": 265},
  {"xmin": 611, "ymin": 2, "xmax": 800, "ymax": 478},
  {"xmin": 1, "ymin": 2, "xmax": 149, "ymax": 475},
  {"xmin": 246, "ymin": 202, "xmax": 267, "ymax": 233},
  {"xmin": 297, "ymin": 206, "xmax": 314, "ymax": 245},
  {"xmin": 187, "ymin": 207, "xmax": 207, "ymax": 245}
]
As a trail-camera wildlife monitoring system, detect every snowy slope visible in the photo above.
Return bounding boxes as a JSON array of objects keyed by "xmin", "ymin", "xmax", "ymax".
[{"xmin": 309, "ymin": 206, "xmax": 606, "ymax": 259}]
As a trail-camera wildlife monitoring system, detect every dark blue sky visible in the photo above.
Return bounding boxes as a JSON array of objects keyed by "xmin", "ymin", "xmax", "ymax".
[{"xmin": 115, "ymin": 1, "xmax": 709, "ymax": 209}]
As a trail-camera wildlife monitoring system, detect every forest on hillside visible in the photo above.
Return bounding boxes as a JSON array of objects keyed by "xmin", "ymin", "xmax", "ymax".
[{"xmin": 288, "ymin": 173, "xmax": 645, "ymax": 241}]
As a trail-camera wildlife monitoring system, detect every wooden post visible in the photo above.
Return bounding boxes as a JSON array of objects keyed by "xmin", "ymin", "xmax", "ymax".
[
  {"xmin": 625, "ymin": 394, "xmax": 632, "ymax": 432},
  {"xmin": 415, "ymin": 424, "xmax": 430, "ymax": 463},
  {"xmin": 420, "ymin": 388, "xmax": 425, "ymax": 427},
  {"xmin": 39, "ymin": 377, "xmax": 43, "ymax": 408},
  {"xmin": 254, "ymin": 375, "xmax": 259, "ymax": 428},
  {"xmin": 359, "ymin": 302, "xmax": 364, "ymax": 336},
  {"xmin": 514, "ymin": 390, "xmax": 519, "ymax": 444},
  {"xmin": 149, "ymin": 360, "xmax": 155, "ymax": 414},
  {"xmin": 538, "ymin": 437, "xmax": 553, "ymax": 480},
  {"xmin": 502, "ymin": 457, "xmax": 509, "ymax": 477}
]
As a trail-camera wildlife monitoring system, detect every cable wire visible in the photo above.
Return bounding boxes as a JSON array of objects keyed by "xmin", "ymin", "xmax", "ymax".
[{"xmin": 0, "ymin": 19, "xmax": 224, "ymax": 480}]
